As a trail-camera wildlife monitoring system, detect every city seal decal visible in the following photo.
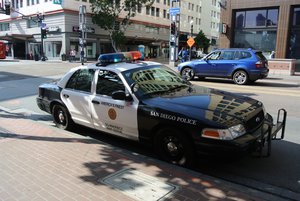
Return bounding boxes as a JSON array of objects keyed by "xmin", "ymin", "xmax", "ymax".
[{"xmin": 108, "ymin": 108, "xmax": 117, "ymax": 120}]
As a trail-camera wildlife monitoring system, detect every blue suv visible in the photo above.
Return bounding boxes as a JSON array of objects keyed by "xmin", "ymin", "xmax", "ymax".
[{"xmin": 177, "ymin": 48, "xmax": 269, "ymax": 85}]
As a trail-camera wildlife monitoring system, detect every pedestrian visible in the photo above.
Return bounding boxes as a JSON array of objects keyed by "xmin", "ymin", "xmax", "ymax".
[
  {"xmin": 178, "ymin": 47, "xmax": 188, "ymax": 62},
  {"xmin": 69, "ymin": 49, "xmax": 76, "ymax": 62},
  {"xmin": 80, "ymin": 50, "xmax": 84, "ymax": 65}
]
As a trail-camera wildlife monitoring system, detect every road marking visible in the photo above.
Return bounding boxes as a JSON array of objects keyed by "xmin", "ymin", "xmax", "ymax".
[{"xmin": 193, "ymin": 82, "xmax": 300, "ymax": 97}]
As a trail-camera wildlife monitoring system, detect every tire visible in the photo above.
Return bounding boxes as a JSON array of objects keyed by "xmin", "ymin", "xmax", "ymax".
[
  {"xmin": 233, "ymin": 70, "xmax": 249, "ymax": 85},
  {"xmin": 181, "ymin": 67, "xmax": 195, "ymax": 81},
  {"xmin": 154, "ymin": 128, "xmax": 195, "ymax": 167},
  {"xmin": 52, "ymin": 104, "xmax": 73, "ymax": 130}
]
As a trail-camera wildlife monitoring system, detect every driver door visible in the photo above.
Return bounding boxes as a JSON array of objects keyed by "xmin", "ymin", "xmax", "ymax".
[{"xmin": 91, "ymin": 70, "xmax": 139, "ymax": 141}]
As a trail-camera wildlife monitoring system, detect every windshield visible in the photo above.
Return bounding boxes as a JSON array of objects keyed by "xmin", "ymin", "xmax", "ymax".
[{"xmin": 122, "ymin": 65, "xmax": 190, "ymax": 98}]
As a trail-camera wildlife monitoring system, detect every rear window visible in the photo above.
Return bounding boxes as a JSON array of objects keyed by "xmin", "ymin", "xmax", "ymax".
[
  {"xmin": 239, "ymin": 51, "xmax": 252, "ymax": 59},
  {"xmin": 255, "ymin": 52, "xmax": 267, "ymax": 61}
]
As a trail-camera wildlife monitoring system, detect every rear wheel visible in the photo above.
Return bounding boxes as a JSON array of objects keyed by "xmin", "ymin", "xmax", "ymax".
[
  {"xmin": 154, "ymin": 128, "xmax": 194, "ymax": 167},
  {"xmin": 233, "ymin": 70, "xmax": 248, "ymax": 85},
  {"xmin": 181, "ymin": 67, "xmax": 195, "ymax": 81},
  {"xmin": 52, "ymin": 104, "xmax": 73, "ymax": 130}
]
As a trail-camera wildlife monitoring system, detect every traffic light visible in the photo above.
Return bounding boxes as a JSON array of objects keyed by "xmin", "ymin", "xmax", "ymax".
[
  {"xmin": 5, "ymin": 2, "xmax": 10, "ymax": 15},
  {"xmin": 41, "ymin": 28, "xmax": 47, "ymax": 39},
  {"xmin": 78, "ymin": 30, "xmax": 82, "ymax": 38},
  {"xmin": 171, "ymin": 22, "xmax": 176, "ymax": 35}
]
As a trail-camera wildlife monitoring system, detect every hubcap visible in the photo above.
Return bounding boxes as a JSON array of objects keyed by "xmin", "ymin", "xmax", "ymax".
[
  {"xmin": 235, "ymin": 73, "xmax": 246, "ymax": 84},
  {"xmin": 58, "ymin": 111, "xmax": 65, "ymax": 124},
  {"xmin": 164, "ymin": 136, "xmax": 181, "ymax": 157},
  {"xmin": 183, "ymin": 69, "xmax": 193, "ymax": 79}
]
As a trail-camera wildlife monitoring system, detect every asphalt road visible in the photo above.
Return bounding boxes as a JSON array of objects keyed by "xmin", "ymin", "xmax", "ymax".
[{"xmin": 1, "ymin": 60, "xmax": 300, "ymax": 200}]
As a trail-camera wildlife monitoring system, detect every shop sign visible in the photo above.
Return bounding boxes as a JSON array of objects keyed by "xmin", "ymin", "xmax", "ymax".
[
  {"xmin": 53, "ymin": 0, "xmax": 62, "ymax": 5},
  {"xmin": 48, "ymin": 26, "xmax": 59, "ymax": 32}
]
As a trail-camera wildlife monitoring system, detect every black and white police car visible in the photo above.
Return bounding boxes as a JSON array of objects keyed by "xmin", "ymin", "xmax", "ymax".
[{"xmin": 37, "ymin": 51, "xmax": 287, "ymax": 166}]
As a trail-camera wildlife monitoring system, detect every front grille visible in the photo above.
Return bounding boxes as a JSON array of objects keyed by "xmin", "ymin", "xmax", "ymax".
[{"xmin": 245, "ymin": 110, "xmax": 265, "ymax": 132}]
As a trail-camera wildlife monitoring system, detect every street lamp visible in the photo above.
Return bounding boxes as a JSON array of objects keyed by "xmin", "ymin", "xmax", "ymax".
[
  {"xmin": 189, "ymin": 20, "xmax": 193, "ymax": 61},
  {"xmin": 37, "ymin": 12, "xmax": 46, "ymax": 61}
]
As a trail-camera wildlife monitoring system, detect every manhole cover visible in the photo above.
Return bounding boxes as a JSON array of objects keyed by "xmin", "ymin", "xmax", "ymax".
[{"xmin": 100, "ymin": 168, "xmax": 179, "ymax": 201}]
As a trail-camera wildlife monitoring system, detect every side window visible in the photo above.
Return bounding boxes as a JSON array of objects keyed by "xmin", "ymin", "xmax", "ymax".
[
  {"xmin": 219, "ymin": 51, "xmax": 235, "ymax": 60},
  {"xmin": 66, "ymin": 69, "xmax": 95, "ymax": 93},
  {"xmin": 96, "ymin": 70, "xmax": 125, "ymax": 96},
  {"xmin": 239, "ymin": 51, "xmax": 252, "ymax": 59},
  {"xmin": 207, "ymin": 51, "xmax": 221, "ymax": 60}
]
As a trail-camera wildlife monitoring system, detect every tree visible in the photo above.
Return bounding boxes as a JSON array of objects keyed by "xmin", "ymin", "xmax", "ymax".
[
  {"xmin": 194, "ymin": 30, "xmax": 210, "ymax": 53},
  {"xmin": 90, "ymin": 0, "xmax": 154, "ymax": 52}
]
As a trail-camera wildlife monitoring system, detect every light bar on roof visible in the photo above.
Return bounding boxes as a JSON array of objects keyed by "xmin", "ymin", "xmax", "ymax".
[{"xmin": 98, "ymin": 51, "xmax": 142, "ymax": 66}]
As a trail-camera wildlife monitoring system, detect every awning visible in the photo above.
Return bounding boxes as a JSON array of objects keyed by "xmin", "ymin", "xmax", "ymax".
[{"xmin": 0, "ymin": 33, "xmax": 34, "ymax": 41}]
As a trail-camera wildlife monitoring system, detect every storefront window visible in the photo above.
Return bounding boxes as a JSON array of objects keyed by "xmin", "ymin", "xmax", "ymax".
[
  {"xmin": 267, "ymin": 9, "xmax": 278, "ymax": 26},
  {"xmin": 234, "ymin": 8, "xmax": 278, "ymax": 52},
  {"xmin": 289, "ymin": 7, "xmax": 300, "ymax": 59},
  {"xmin": 245, "ymin": 10, "xmax": 267, "ymax": 28}
]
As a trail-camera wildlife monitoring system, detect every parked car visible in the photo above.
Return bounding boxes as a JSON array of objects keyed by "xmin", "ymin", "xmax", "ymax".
[
  {"xmin": 178, "ymin": 48, "xmax": 269, "ymax": 85},
  {"xmin": 36, "ymin": 52, "xmax": 286, "ymax": 167}
]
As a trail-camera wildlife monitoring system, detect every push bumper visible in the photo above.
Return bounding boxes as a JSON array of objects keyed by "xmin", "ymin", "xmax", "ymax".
[{"xmin": 194, "ymin": 109, "xmax": 287, "ymax": 157}]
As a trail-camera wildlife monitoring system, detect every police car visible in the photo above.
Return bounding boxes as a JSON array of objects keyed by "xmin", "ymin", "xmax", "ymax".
[{"xmin": 36, "ymin": 52, "xmax": 287, "ymax": 166}]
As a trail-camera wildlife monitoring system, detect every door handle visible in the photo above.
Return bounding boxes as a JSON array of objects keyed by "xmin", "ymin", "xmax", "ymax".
[
  {"xmin": 63, "ymin": 94, "xmax": 69, "ymax": 98},
  {"xmin": 92, "ymin": 100, "xmax": 100, "ymax": 104}
]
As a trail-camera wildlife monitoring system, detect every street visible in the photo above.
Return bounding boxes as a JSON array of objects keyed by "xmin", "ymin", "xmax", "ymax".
[{"xmin": 1, "ymin": 60, "xmax": 300, "ymax": 200}]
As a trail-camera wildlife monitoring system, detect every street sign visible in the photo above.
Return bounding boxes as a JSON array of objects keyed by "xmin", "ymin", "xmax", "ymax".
[
  {"xmin": 53, "ymin": 0, "xmax": 62, "ymax": 5},
  {"xmin": 187, "ymin": 37, "xmax": 195, "ymax": 47},
  {"xmin": 169, "ymin": 7, "xmax": 180, "ymax": 16}
]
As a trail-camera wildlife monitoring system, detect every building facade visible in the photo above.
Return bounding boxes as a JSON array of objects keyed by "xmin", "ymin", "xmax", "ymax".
[
  {"xmin": 0, "ymin": 0, "xmax": 220, "ymax": 60},
  {"xmin": 219, "ymin": 0, "xmax": 300, "ymax": 59}
]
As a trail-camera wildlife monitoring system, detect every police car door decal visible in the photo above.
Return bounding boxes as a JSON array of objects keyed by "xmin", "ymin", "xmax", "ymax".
[{"xmin": 90, "ymin": 70, "xmax": 139, "ymax": 141}]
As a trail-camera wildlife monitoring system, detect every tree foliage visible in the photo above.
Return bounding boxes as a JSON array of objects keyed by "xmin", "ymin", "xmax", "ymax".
[
  {"xmin": 90, "ymin": 0, "xmax": 154, "ymax": 52},
  {"xmin": 194, "ymin": 30, "xmax": 210, "ymax": 53}
]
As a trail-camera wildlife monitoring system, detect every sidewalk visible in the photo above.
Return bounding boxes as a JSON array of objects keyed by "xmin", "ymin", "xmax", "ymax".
[{"xmin": 0, "ymin": 110, "xmax": 290, "ymax": 201}]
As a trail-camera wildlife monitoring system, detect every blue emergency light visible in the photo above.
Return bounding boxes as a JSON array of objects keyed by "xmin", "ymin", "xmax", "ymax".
[{"xmin": 98, "ymin": 51, "xmax": 142, "ymax": 66}]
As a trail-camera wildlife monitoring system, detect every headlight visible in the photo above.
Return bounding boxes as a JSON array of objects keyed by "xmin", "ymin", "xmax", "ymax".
[{"xmin": 202, "ymin": 124, "xmax": 246, "ymax": 140}]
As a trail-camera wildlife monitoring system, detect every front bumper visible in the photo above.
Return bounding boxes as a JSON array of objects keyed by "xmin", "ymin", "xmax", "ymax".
[{"xmin": 194, "ymin": 109, "xmax": 287, "ymax": 156}]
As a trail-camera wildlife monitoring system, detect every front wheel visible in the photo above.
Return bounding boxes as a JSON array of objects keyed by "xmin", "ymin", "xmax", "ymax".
[
  {"xmin": 154, "ymin": 128, "xmax": 195, "ymax": 167},
  {"xmin": 181, "ymin": 67, "xmax": 195, "ymax": 81},
  {"xmin": 233, "ymin": 70, "xmax": 249, "ymax": 85},
  {"xmin": 52, "ymin": 104, "xmax": 73, "ymax": 130}
]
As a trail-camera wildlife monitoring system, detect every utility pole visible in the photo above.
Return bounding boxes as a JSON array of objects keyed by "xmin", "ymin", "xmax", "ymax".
[
  {"xmin": 37, "ymin": 13, "xmax": 47, "ymax": 61},
  {"xmin": 79, "ymin": 5, "xmax": 86, "ymax": 65},
  {"xmin": 169, "ymin": 0, "xmax": 180, "ymax": 68}
]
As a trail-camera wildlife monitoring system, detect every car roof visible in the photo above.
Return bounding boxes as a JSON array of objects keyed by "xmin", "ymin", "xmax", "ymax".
[
  {"xmin": 213, "ymin": 48, "xmax": 261, "ymax": 52},
  {"xmin": 57, "ymin": 61, "xmax": 163, "ymax": 88},
  {"xmin": 88, "ymin": 61, "xmax": 162, "ymax": 72}
]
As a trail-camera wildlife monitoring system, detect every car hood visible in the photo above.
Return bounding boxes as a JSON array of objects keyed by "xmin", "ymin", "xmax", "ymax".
[{"xmin": 141, "ymin": 85, "xmax": 263, "ymax": 128}]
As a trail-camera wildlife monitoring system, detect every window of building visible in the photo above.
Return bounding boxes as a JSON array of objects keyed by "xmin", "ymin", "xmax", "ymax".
[
  {"xmin": 20, "ymin": 0, "xmax": 23, "ymax": 7},
  {"xmin": 27, "ymin": 19, "xmax": 39, "ymax": 28},
  {"xmin": 164, "ymin": 0, "xmax": 166, "ymax": 5},
  {"xmin": 36, "ymin": 0, "xmax": 39, "ymax": 4},
  {"xmin": 27, "ymin": 0, "xmax": 29, "ymax": 6},
  {"xmin": 156, "ymin": 8, "xmax": 159, "ymax": 17},
  {"xmin": 146, "ymin": 6, "xmax": 150, "ymax": 15},
  {"xmin": 0, "ymin": 23, "xmax": 10, "ymax": 31},
  {"xmin": 156, "ymin": 0, "xmax": 160, "ymax": 3},
  {"xmin": 234, "ymin": 8, "xmax": 278, "ymax": 52},
  {"xmin": 151, "ymin": 7, "xmax": 155, "ymax": 16},
  {"xmin": 137, "ymin": 4, "xmax": 142, "ymax": 13},
  {"xmin": 289, "ymin": 6, "xmax": 300, "ymax": 59},
  {"xmin": 163, "ymin": 9, "xmax": 166, "ymax": 18},
  {"xmin": 31, "ymin": 0, "xmax": 34, "ymax": 5}
]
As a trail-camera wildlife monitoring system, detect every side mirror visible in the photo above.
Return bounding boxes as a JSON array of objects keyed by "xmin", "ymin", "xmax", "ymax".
[{"xmin": 112, "ymin": 90, "xmax": 133, "ymax": 102}]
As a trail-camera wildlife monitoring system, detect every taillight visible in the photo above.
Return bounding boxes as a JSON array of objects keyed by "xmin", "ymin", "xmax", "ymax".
[{"xmin": 255, "ymin": 61, "xmax": 262, "ymax": 68}]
